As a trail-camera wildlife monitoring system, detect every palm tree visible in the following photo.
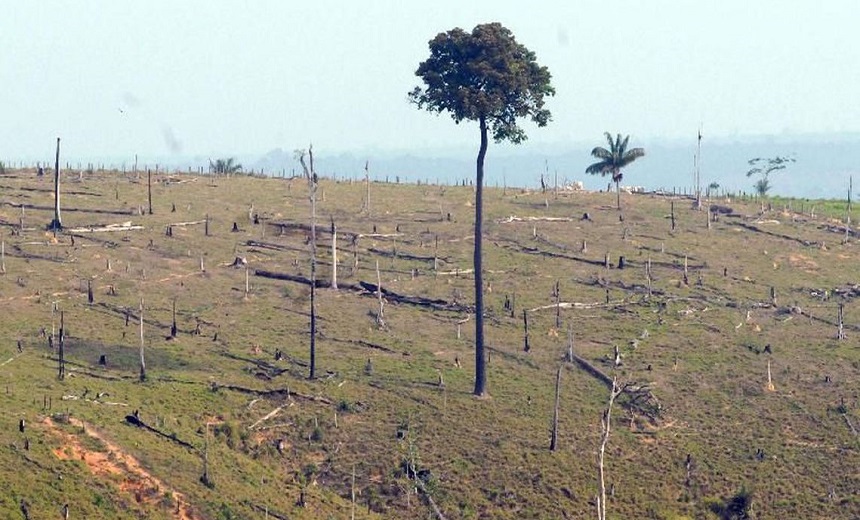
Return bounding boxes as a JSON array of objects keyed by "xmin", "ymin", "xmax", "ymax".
[
  {"xmin": 585, "ymin": 133, "xmax": 645, "ymax": 210},
  {"xmin": 209, "ymin": 157, "xmax": 243, "ymax": 176}
]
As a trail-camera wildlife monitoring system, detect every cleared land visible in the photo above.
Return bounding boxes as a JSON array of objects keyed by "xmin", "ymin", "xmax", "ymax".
[{"xmin": 0, "ymin": 167, "xmax": 857, "ymax": 519}]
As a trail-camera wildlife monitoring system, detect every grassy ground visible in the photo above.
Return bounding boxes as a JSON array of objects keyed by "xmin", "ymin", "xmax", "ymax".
[{"xmin": 0, "ymin": 167, "xmax": 857, "ymax": 519}]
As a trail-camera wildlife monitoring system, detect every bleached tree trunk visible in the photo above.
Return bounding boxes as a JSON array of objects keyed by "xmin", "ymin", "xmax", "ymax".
[
  {"xmin": 364, "ymin": 160, "xmax": 370, "ymax": 213},
  {"xmin": 837, "ymin": 303, "xmax": 845, "ymax": 340},
  {"xmin": 597, "ymin": 376, "xmax": 623, "ymax": 520},
  {"xmin": 375, "ymin": 260, "xmax": 385, "ymax": 328},
  {"xmin": 566, "ymin": 324, "xmax": 574, "ymax": 362}
]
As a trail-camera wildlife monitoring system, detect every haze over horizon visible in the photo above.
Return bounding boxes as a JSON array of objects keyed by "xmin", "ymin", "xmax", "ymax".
[{"xmin": 3, "ymin": 1, "xmax": 859, "ymax": 196}]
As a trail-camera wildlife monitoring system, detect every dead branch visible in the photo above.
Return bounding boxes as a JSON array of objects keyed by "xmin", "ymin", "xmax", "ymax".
[{"xmin": 248, "ymin": 404, "xmax": 289, "ymax": 430}]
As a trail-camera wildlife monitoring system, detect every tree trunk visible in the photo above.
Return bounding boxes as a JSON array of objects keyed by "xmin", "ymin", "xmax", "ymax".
[
  {"xmin": 50, "ymin": 138, "xmax": 62, "ymax": 230},
  {"xmin": 473, "ymin": 117, "xmax": 488, "ymax": 396},
  {"xmin": 139, "ymin": 300, "xmax": 146, "ymax": 382},
  {"xmin": 58, "ymin": 311, "xmax": 65, "ymax": 380},
  {"xmin": 615, "ymin": 178, "xmax": 621, "ymax": 210},
  {"xmin": 309, "ymin": 149, "xmax": 317, "ymax": 379},
  {"xmin": 523, "ymin": 309, "xmax": 530, "ymax": 352},
  {"xmin": 171, "ymin": 297, "xmax": 178, "ymax": 339},
  {"xmin": 550, "ymin": 366, "xmax": 561, "ymax": 451},
  {"xmin": 330, "ymin": 219, "xmax": 338, "ymax": 290},
  {"xmin": 147, "ymin": 169, "xmax": 153, "ymax": 215},
  {"xmin": 364, "ymin": 160, "xmax": 370, "ymax": 213},
  {"xmin": 597, "ymin": 377, "xmax": 621, "ymax": 520}
]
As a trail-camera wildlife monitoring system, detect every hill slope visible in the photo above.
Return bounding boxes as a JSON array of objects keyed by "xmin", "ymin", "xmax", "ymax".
[{"xmin": 0, "ymin": 168, "xmax": 857, "ymax": 519}]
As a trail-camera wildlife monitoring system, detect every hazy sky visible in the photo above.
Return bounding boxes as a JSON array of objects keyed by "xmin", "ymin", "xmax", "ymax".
[{"xmin": 3, "ymin": 1, "xmax": 859, "ymax": 161}]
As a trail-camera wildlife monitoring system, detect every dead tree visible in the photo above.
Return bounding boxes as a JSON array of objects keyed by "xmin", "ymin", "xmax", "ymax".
[
  {"xmin": 645, "ymin": 257, "xmax": 653, "ymax": 297},
  {"xmin": 375, "ymin": 260, "xmax": 386, "ymax": 328},
  {"xmin": 298, "ymin": 147, "xmax": 318, "ymax": 379},
  {"xmin": 550, "ymin": 366, "xmax": 561, "ymax": 451},
  {"xmin": 766, "ymin": 359, "xmax": 775, "ymax": 392},
  {"xmin": 170, "ymin": 297, "xmax": 178, "ymax": 339},
  {"xmin": 597, "ymin": 376, "xmax": 627, "ymax": 520},
  {"xmin": 139, "ymin": 299, "xmax": 146, "ymax": 382},
  {"xmin": 523, "ymin": 310, "xmax": 530, "ymax": 352},
  {"xmin": 838, "ymin": 303, "xmax": 845, "ymax": 340},
  {"xmin": 683, "ymin": 255, "xmax": 689, "ymax": 285},
  {"xmin": 362, "ymin": 160, "xmax": 371, "ymax": 213},
  {"xmin": 554, "ymin": 280, "xmax": 561, "ymax": 329},
  {"xmin": 670, "ymin": 200, "xmax": 675, "ymax": 232},
  {"xmin": 57, "ymin": 311, "xmax": 65, "ymax": 380},
  {"xmin": 330, "ymin": 217, "xmax": 338, "ymax": 290},
  {"xmin": 565, "ymin": 324, "xmax": 574, "ymax": 362},
  {"xmin": 200, "ymin": 422, "xmax": 214, "ymax": 488},
  {"xmin": 147, "ymin": 169, "xmax": 153, "ymax": 215},
  {"xmin": 50, "ymin": 137, "xmax": 62, "ymax": 230}
]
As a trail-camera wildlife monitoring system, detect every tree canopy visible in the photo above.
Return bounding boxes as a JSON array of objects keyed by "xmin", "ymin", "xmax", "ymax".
[
  {"xmin": 746, "ymin": 156, "xmax": 794, "ymax": 196},
  {"xmin": 409, "ymin": 22, "xmax": 554, "ymax": 143},
  {"xmin": 586, "ymin": 132, "xmax": 645, "ymax": 209},
  {"xmin": 209, "ymin": 157, "xmax": 243, "ymax": 175}
]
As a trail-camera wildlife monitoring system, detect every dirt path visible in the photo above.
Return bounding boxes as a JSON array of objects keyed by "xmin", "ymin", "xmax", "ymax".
[{"xmin": 44, "ymin": 416, "xmax": 201, "ymax": 519}]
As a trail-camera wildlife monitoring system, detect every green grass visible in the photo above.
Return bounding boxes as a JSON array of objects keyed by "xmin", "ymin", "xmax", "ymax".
[{"xmin": 0, "ymin": 167, "xmax": 858, "ymax": 518}]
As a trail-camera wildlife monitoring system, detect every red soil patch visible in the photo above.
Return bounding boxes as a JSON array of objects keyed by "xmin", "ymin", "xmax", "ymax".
[{"xmin": 44, "ymin": 416, "xmax": 201, "ymax": 519}]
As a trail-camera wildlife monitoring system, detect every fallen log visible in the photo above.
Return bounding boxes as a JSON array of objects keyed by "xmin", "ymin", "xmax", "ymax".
[
  {"xmin": 67, "ymin": 222, "xmax": 144, "ymax": 233},
  {"xmin": 217, "ymin": 350, "xmax": 294, "ymax": 374},
  {"xmin": 528, "ymin": 300, "xmax": 625, "ymax": 312},
  {"xmin": 248, "ymin": 404, "xmax": 288, "ymax": 430},
  {"xmin": 322, "ymin": 335, "xmax": 400, "ymax": 354},
  {"xmin": 570, "ymin": 354, "xmax": 614, "ymax": 387},
  {"xmin": 569, "ymin": 354, "xmax": 662, "ymax": 421},
  {"xmin": 496, "ymin": 215, "xmax": 574, "ymax": 223},
  {"xmin": 244, "ymin": 501, "xmax": 290, "ymax": 520},
  {"xmin": 254, "ymin": 269, "xmax": 329, "ymax": 288},
  {"xmin": 735, "ymin": 221, "xmax": 818, "ymax": 247},
  {"xmin": 211, "ymin": 382, "xmax": 333, "ymax": 405},
  {"xmin": 358, "ymin": 280, "xmax": 471, "ymax": 313},
  {"xmin": 124, "ymin": 414, "xmax": 195, "ymax": 449},
  {"xmin": 368, "ymin": 247, "xmax": 446, "ymax": 262},
  {"xmin": 166, "ymin": 219, "xmax": 206, "ymax": 227},
  {"xmin": 494, "ymin": 238, "xmax": 606, "ymax": 267}
]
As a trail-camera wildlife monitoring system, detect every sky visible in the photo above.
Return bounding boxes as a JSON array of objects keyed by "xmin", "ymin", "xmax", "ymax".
[{"xmin": 3, "ymin": 1, "xmax": 859, "ymax": 163}]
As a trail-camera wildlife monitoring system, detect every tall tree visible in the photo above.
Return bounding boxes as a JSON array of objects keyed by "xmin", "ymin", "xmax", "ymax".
[
  {"xmin": 746, "ymin": 156, "xmax": 794, "ymax": 197},
  {"xmin": 410, "ymin": 22, "xmax": 554, "ymax": 396},
  {"xmin": 585, "ymin": 133, "xmax": 645, "ymax": 210}
]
